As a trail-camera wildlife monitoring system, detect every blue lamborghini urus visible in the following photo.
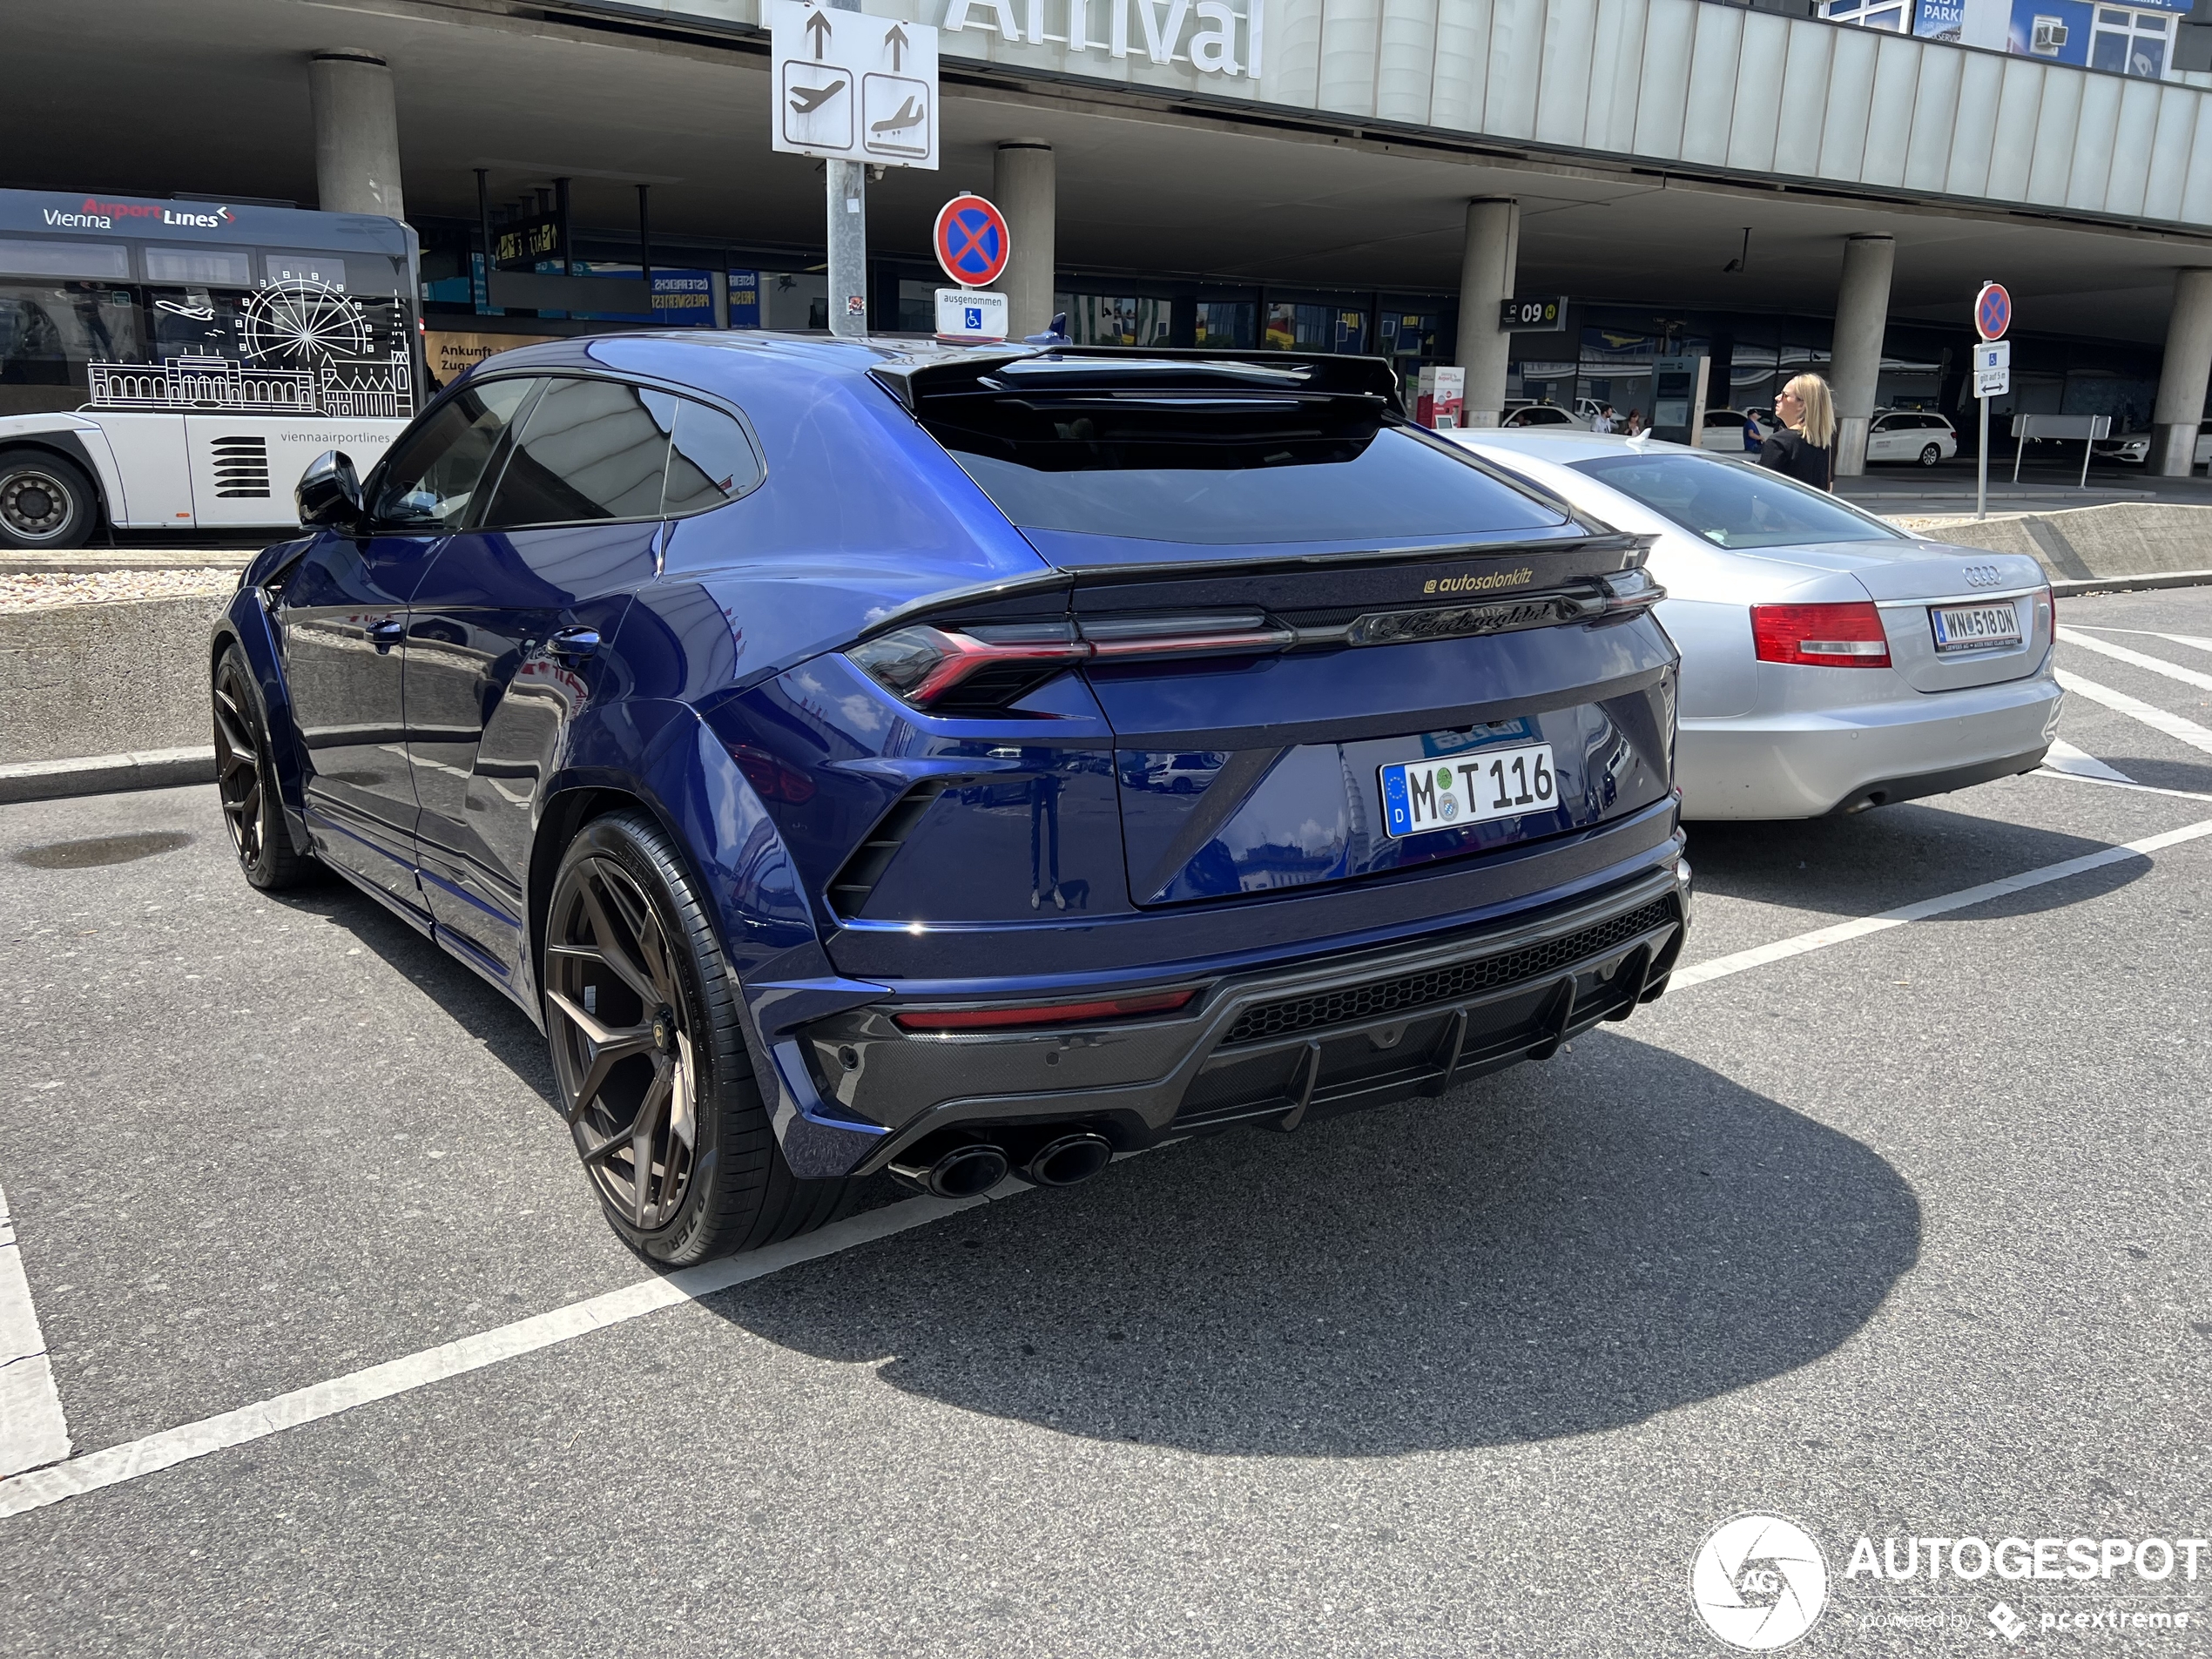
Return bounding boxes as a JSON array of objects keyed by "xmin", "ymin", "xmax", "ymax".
[{"xmin": 210, "ymin": 335, "xmax": 1690, "ymax": 1262}]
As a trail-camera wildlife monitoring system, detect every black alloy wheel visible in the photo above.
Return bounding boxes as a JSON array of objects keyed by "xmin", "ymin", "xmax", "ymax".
[
  {"xmin": 0, "ymin": 448, "xmax": 96, "ymax": 550},
  {"xmin": 212, "ymin": 644, "xmax": 313, "ymax": 889},
  {"xmin": 1919, "ymin": 443, "xmax": 1942, "ymax": 468},
  {"xmin": 543, "ymin": 812, "xmax": 851, "ymax": 1262}
]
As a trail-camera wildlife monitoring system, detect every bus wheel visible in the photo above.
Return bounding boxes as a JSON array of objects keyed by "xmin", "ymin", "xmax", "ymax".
[{"xmin": 0, "ymin": 449, "xmax": 98, "ymax": 550}]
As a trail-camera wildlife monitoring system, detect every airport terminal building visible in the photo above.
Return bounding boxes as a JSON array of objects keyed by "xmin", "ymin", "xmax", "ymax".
[{"xmin": 15, "ymin": 0, "xmax": 2212, "ymax": 472}]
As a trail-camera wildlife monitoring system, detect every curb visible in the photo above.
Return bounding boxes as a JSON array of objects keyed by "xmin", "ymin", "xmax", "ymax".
[
  {"xmin": 0, "ymin": 748, "xmax": 214, "ymax": 806},
  {"xmin": 2050, "ymin": 569, "xmax": 2212, "ymax": 597}
]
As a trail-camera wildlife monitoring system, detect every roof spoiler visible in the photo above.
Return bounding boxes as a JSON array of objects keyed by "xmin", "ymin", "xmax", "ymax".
[{"xmin": 872, "ymin": 346, "xmax": 1408, "ymax": 419}]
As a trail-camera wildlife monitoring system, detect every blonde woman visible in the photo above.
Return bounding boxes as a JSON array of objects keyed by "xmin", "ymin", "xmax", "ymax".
[{"xmin": 1758, "ymin": 374, "xmax": 1836, "ymax": 490}]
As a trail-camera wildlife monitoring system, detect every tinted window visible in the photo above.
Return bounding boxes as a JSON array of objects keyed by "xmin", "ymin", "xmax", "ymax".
[
  {"xmin": 369, "ymin": 377, "xmax": 537, "ymax": 530},
  {"xmin": 934, "ymin": 407, "xmax": 1566, "ymax": 545},
  {"xmin": 662, "ymin": 399, "xmax": 762, "ymax": 515},
  {"xmin": 484, "ymin": 376, "xmax": 673, "ymax": 527},
  {"xmin": 1572, "ymin": 452, "xmax": 1904, "ymax": 549}
]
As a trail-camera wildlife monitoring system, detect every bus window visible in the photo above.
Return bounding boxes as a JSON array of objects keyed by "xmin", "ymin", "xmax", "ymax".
[
  {"xmin": 0, "ymin": 282, "xmax": 145, "ymax": 417},
  {"xmin": 143, "ymin": 246, "xmax": 254, "ymax": 287}
]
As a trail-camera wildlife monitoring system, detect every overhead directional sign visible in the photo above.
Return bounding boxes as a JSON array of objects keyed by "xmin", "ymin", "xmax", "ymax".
[
  {"xmin": 934, "ymin": 193, "xmax": 1011, "ymax": 287},
  {"xmin": 769, "ymin": 0, "xmax": 940, "ymax": 170},
  {"xmin": 1975, "ymin": 280, "xmax": 2012, "ymax": 342}
]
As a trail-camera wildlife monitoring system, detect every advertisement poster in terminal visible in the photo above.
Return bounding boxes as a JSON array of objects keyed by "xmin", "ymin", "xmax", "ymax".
[{"xmin": 2004, "ymin": 0, "xmax": 2190, "ymax": 72}]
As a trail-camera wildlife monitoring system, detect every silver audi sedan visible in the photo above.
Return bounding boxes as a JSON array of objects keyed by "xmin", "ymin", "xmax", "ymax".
[{"xmin": 1449, "ymin": 428, "xmax": 2062, "ymax": 820}]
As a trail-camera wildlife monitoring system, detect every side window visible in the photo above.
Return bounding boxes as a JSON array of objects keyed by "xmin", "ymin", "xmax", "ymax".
[
  {"xmin": 661, "ymin": 399, "xmax": 764, "ymax": 516},
  {"xmin": 370, "ymin": 378, "xmax": 537, "ymax": 530},
  {"xmin": 481, "ymin": 377, "xmax": 674, "ymax": 527}
]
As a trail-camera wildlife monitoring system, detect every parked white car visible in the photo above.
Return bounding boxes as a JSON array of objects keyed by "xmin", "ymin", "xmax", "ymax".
[
  {"xmin": 1500, "ymin": 401, "xmax": 1589, "ymax": 430},
  {"xmin": 1447, "ymin": 429, "xmax": 2062, "ymax": 820},
  {"xmin": 1698, "ymin": 408, "xmax": 1778, "ymax": 453},
  {"xmin": 1865, "ymin": 410, "xmax": 1959, "ymax": 466}
]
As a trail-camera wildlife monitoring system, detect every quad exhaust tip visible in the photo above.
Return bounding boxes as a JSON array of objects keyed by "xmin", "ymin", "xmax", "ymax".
[
  {"xmin": 1023, "ymin": 1132, "xmax": 1114, "ymax": 1188},
  {"xmin": 892, "ymin": 1130, "xmax": 1115, "ymax": 1198},
  {"xmin": 896, "ymin": 1143, "xmax": 1009, "ymax": 1200}
]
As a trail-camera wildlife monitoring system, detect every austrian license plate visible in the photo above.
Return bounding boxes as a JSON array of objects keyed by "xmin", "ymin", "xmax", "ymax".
[
  {"xmin": 1930, "ymin": 601, "xmax": 2022, "ymax": 651},
  {"xmin": 1379, "ymin": 744, "xmax": 1556, "ymax": 840}
]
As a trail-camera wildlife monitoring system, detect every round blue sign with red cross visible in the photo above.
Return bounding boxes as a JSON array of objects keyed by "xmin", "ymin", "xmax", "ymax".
[
  {"xmin": 934, "ymin": 193, "xmax": 1010, "ymax": 288},
  {"xmin": 1976, "ymin": 281, "xmax": 2012, "ymax": 342}
]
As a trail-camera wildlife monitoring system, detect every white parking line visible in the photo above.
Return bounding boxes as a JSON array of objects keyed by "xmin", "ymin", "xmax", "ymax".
[
  {"xmin": 2062, "ymin": 625, "xmax": 2212, "ymax": 656},
  {"xmin": 0, "ymin": 1187, "xmax": 1001, "ymax": 1521},
  {"xmin": 7, "ymin": 758, "xmax": 2212, "ymax": 1521},
  {"xmin": 0, "ymin": 1181, "xmax": 71, "ymax": 1480},
  {"xmin": 2042, "ymin": 738, "xmax": 2134, "ymax": 784},
  {"xmin": 2057, "ymin": 669, "xmax": 2212, "ymax": 759},
  {"xmin": 1669, "ymin": 816, "xmax": 2212, "ymax": 991},
  {"xmin": 2059, "ymin": 627, "xmax": 2212, "ymax": 693}
]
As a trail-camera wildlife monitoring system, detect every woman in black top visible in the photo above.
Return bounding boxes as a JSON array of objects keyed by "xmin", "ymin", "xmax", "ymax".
[{"xmin": 1759, "ymin": 374, "xmax": 1836, "ymax": 490}]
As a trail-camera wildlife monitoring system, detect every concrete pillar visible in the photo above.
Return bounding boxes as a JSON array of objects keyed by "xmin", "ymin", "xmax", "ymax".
[
  {"xmin": 1828, "ymin": 233, "xmax": 1895, "ymax": 478},
  {"xmin": 307, "ymin": 51, "xmax": 405, "ymax": 219},
  {"xmin": 1454, "ymin": 199, "xmax": 1520, "ymax": 428},
  {"xmin": 2152, "ymin": 268, "xmax": 2212, "ymax": 475},
  {"xmin": 993, "ymin": 141, "xmax": 1056, "ymax": 340}
]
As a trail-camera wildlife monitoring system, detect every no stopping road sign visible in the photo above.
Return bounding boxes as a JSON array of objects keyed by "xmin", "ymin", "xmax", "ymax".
[
  {"xmin": 934, "ymin": 194, "xmax": 1010, "ymax": 288},
  {"xmin": 1976, "ymin": 281, "xmax": 2012, "ymax": 341}
]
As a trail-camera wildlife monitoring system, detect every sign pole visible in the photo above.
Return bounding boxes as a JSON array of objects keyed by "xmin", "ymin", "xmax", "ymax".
[
  {"xmin": 1972, "ymin": 279, "xmax": 2012, "ymax": 523},
  {"xmin": 1977, "ymin": 391, "xmax": 1988, "ymax": 521},
  {"xmin": 826, "ymin": 0, "xmax": 866, "ymax": 337},
  {"xmin": 771, "ymin": 1, "xmax": 938, "ymax": 333}
]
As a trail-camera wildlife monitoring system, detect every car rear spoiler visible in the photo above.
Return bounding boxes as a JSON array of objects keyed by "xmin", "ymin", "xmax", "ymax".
[{"xmin": 870, "ymin": 347, "xmax": 1409, "ymax": 419}]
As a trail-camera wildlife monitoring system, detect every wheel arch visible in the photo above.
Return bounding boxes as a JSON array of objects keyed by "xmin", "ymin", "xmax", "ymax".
[
  {"xmin": 212, "ymin": 583, "xmax": 313, "ymax": 852},
  {"xmin": 0, "ymin": 433, "xmax": 111, "ymax": 540},
  {"xmin": 528, "ymin": 705, "xmax": 886, "ymax": 1179}
]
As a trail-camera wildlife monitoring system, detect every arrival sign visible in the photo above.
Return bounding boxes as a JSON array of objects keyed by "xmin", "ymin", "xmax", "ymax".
[{"xmin": 769, "ymin": 1, "xmax": 940, "ymax": 170}]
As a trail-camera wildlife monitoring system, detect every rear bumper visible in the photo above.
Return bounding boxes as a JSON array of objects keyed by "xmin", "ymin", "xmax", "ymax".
[
  {"xmin": 793, "ymin": 857, "xmax": 1689, "ymax": 1177},
  {"xmin": 1676, "ymin": 671, "xmax": 2062, "ymax": 819}
]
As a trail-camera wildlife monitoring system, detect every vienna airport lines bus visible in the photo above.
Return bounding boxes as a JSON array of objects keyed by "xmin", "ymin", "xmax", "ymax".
[{"xmin": 0, "ymin": 187, "xmax": 421, "ymax": 548}]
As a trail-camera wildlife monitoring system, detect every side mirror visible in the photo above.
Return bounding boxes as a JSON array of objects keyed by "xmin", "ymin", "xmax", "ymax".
[{"xmin": 296, "ymin": 450, "xmax": 363, "ymax": 530}]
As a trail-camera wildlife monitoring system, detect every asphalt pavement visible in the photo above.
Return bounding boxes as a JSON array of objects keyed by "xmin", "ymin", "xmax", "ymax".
[{"xmin": 2, "ymin": 590, "xmax": 2209, "ymax": 1656}]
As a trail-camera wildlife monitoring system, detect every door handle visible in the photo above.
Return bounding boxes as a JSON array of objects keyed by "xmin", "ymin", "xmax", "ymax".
[
  {"xmin": 547, "ymin": 626, "xmax": 601, "ymax": 662},
  {"xmin": 366, "ymin": 617, "xmax": 405, "ymax": 653}
]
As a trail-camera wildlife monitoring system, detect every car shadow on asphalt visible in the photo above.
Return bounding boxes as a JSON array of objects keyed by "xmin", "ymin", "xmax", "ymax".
[
  {"xmin": 696, "ymin": 1027, "xmax": 1921, "ymax": 1457},
  {"xmin": 260, "ymin": 870, "xmax": 562, "ymax": 1109},
  {"xmin": 1684, "ymin": 798, "xmax": 2155, "ymax": 922}
]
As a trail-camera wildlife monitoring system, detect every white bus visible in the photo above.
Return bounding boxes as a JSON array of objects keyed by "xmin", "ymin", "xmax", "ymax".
[{"xmin": 0, "ymin": 186, "xmax": 420, "ymax": 549}]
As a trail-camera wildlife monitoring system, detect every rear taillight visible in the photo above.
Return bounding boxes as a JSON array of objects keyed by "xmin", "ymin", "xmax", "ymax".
[
  {"xmin": 848, "ymin": 614, "xmax": 1292, "ymax": 713},
  {"xmin": 1599, "ymin": 566, "xmax": 1665, "ymax": 616},
  {"xmin": 1750, "ymin": 602, "xmax": 1892, "ymax": 668},
  {"xmin": 892, "ymin": 987, "xmax": 1199, "ymax": 1033},
  {"xmin": 2040, "ymin": 586, "xmax": 2055, "ymax": 629}
]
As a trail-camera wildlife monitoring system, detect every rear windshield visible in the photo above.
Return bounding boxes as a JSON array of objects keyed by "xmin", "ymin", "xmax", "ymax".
[
  {"xmin": 1571, "ymin": 451, "xmax": 1903, "ymax": 549},
  {"xmin": 921, "ymin": 388, "xmax": 1571, "ymax": 545}
]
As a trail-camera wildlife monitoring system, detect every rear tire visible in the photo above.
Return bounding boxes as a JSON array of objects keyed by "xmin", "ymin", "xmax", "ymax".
[
  {"xmin": 1918, "ymin": 443, "xmax": 1941, "ymax": 468},
  {"xmin": 0, "ymin": 448, "xmax": 97, "ymax": 550},
  {"xmin": 543, "ymin": 811, "xmax": 853, "ymax": 1264},
  {"xmin": 212, "ymin": 644, "xmax": 315, "ymax": 890}
]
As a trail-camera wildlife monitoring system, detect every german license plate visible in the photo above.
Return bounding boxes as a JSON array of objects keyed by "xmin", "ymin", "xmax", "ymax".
[
  {"xmin": 1379, "ymin": 744, "xmax": 1556, "ymax": 840},
  {"xmin": 1930, "ymin": 601, "xmax": 2022, "ymax": 651}
]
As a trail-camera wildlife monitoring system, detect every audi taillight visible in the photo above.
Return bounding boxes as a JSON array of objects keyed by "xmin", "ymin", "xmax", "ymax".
[
  {"xmin": 848, "ymin": 614, "xmax": 1292, "ymax": 713},
  {"xmin": 892, "ymin": 988, "xmax": 1199, "ymax": 1033},
  {"xmin": 1750, "ymin": 602, "xmax": 1892, "ymax": 668}
]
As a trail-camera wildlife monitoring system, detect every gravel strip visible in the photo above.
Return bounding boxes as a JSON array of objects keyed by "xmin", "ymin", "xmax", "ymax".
[{"xmin": 0, "ymin": 569, "xmax": 238, "ymax": 612}]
